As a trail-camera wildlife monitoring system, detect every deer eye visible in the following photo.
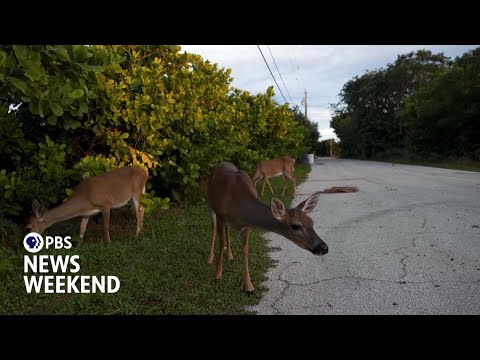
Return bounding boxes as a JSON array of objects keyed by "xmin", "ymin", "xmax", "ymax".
[{"xmin": 291, "ymin": 224, "xmax": 302, "ymax": 231}]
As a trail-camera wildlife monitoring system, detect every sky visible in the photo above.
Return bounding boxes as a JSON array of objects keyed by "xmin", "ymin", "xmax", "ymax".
[{"xmin": 180, "ymin": 45, "xmax": 479, "ymax": 140}]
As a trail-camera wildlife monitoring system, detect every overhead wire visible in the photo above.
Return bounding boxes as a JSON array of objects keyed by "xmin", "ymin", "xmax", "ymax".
[
  {"xmin": 256, "ymin": 45, "xmax": 288, "ymax": 104},
  {"xmin": 266, "ymin": 45, "xmax": 296, "ymax": 106}
]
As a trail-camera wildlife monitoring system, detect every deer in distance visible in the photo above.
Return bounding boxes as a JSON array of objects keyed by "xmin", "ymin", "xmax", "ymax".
[{"xmin": 252, "ymin": 156, "xmax": 297, "ymax": 196}]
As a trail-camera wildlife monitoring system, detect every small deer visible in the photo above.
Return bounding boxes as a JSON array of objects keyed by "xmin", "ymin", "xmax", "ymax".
[
  {"xmin": 25, "ymin": 165, "xmax": 148, "ymax": 243},
  {"xmin": 207, "ymin": 162, "xmax": 327, "ymax": 294},
  {"xmin": 252, "ymin": 156, "xmax": 297, "ymax": 196}
]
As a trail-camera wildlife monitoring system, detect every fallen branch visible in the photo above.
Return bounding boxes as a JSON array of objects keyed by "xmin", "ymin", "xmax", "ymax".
[{"xmin": 318, "ymin": 186, "xmax": 359, "ymax": 194}]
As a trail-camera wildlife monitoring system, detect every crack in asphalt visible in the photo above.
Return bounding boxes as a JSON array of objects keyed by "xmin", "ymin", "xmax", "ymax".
[
  {"xmin": 268, "ymin": 260, "xmax": 480, "ymax": 313},
  {"xmin": 329, "ymin": 200, "xmax": 472, "ymax": 231},
  {"xmin": 279, "ymin": 275, "xmax": 480, "ymax": 287},
  {"xmin": 270, "ymin": 262, "xmax": 300, "ymax": 315},
  {"xmin": 394, "ymin": 246, "xmax": 409, "ymax": 279}
]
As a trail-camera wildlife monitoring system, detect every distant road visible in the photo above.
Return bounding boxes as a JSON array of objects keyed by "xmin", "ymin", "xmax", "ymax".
[{"xmin": 252, "ymin": 158, "xmax": 480, "ymax": 314}]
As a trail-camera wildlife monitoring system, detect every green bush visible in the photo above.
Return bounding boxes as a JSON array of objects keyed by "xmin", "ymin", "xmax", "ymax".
[{"xmin": 0, "ymin": 45, "xmax": 309, "ymax": 225}]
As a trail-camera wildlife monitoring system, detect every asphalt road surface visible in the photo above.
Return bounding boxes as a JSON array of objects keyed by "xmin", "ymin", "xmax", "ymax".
[{"xmin": 251, "ymin": 158, "xmax": 480, "ymax": 315}]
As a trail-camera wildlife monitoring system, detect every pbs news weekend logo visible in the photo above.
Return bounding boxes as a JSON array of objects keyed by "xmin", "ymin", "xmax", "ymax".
[{"xmin": 23, "ymin": 232, "xmax": 120, "ymax": 294}]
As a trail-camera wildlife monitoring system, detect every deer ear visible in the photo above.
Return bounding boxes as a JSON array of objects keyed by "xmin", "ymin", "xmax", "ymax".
[
  {"xmin": 271, "ymin": 197, "xmax": 286, "ymax": 221},
  {"xmin": 297, "ymin": 192, "xmax": 321, "ymax": 214},
  {"xmin": 32, "ymin": 200, "xmax": 46, "ymax": 221}
]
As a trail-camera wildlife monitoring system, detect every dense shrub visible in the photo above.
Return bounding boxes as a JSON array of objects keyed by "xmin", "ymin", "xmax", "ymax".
[{"xmin": 0, "ymin": 45, "xmax": 310, "ymax": 223}]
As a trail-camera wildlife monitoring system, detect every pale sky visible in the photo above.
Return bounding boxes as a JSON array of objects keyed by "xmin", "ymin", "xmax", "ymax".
[{"xmin": 180, "ymin": 45, "xmax": 478, "ymax": 140}]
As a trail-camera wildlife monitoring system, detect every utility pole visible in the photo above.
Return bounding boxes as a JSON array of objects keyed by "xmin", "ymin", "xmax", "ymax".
[
  {"xmin": 304, "ymin": 89, "xmax": 307, "ymax": 120},
  {"xmin": 330, "ymin": 138, "xmax": 333, "ymax": 157}
]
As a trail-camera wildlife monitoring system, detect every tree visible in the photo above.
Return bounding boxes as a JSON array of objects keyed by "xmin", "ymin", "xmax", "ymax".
[
  {"xmin": 330, "ymin": 49, "xmax": 452, "ymax": 159},
  {"xmin": 291, "ymin": 105, "xmax": 321, "ymax": 154}
]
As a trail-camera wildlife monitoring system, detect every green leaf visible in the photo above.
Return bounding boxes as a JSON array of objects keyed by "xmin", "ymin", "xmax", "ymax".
[
  {"xmin": 47, "ymin": 115, "xmax": 57, "ymax": 126},
  {"xmin": 71, "ymin": 120, "xmax": 81, "ymax": 129},
  {"xmin": 50, "ymin": 102, "xmax": 64, "ymax": 116},
  {"xmin": 38, "ymin": 101, "xmax": 44, "ymax": 118},
  {"xmin": 76, "ymin": 63, "xmax": 105, "ymax": 72},
  {"xmin": 29, "ymin": 101, "xmax": 39, "ymax": 114},
  {"xmin": 69, "ymin": 89, "xmax": 84, "ymax": 99},
  {"xmin": 24, "ymin": 68, "xmax": 41, "ymax": 81},
  {"xmin": 13, "ymin": 45, "xmax": 28, "ymax": 60},
  {"xmin": 7, "ymin": 208, "xmax": 20, "ymax": 216},
  {"xmin": 0, "ymin": 51, "xmax": 6, "ymax": 66},
  {"xmin": 79, "ymin": 102, "xmax": 88, "ymax": 113},
  {"xmin": 55, "ymin": 48, "xmax": 70, "ymax": 62},
  {"xmin": 9, "ymin": 77, "xmax": 28, "ymax": 94},
  {"xmin": 120, "ymin": 133, "xmax": 129, "ymax": 139}
]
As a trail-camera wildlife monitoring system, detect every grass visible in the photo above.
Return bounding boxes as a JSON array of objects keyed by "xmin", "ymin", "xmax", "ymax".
[
  {"xmin": 0, "ymin": 164, "xmax": 311, "ymax": 315},
  {"xmin": 379, "ymin": 157, "xmax": 480, "ymax": 172}
]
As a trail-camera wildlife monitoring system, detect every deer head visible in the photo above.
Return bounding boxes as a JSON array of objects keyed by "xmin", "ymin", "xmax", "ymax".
[
  {"xmin": 270, "ymin": 192, "xmax": 328, "ymax": 255},
  {"xmin": 25, "ymin": 200, "xmax": 48, "ymax": 234}
]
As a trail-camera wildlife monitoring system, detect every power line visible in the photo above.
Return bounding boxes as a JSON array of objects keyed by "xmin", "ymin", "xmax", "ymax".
[
  {"xmin": 267, "ymin": 45, "xmax": 296, "ymax": 106},
  {"xmin": 291, "ymin": 45, "xmax": 306, "ymax": 95},
  {"xmin": 256, "ymin": 45, "xmax": 288, "ymax": 104}
]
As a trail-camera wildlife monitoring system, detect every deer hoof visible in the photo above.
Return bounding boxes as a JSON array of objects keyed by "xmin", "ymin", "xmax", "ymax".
[
  {"xmin": 208, "ymin": 254, "xmax": 214, "ymax": 264},
  {"xmin": 245, "ymin": 289, "xmax": 255, "ymax": 296}
]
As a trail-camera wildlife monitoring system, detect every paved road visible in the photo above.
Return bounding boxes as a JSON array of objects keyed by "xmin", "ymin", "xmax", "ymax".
[{"xmin": 251, "ymin": 158, "xmax": 480, "ymax": 314}]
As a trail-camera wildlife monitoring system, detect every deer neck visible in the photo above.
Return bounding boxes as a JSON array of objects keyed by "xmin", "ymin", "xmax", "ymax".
[
  {"xmin": 241, "ymin": 198, "xmax": 284, "ymax": 235},
  {"xmin": 42, "ymin": 197, "xmax": 91, "ymax": 228}
]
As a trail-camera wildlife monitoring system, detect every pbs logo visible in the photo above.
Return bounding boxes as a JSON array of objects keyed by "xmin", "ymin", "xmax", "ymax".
[
  {"xmin": 24, "ymin": 232, "xmax": 44, "ymax": 253},
  {"xmin": 23, "ymin": 232, "xmax": 72, "ymax": 253}
]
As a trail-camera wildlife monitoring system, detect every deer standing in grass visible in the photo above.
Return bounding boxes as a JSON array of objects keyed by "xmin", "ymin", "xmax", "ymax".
[
  {"xmin": 25, "ymin": 166, "xmax": 148, "ymax": 243},
  {"xmin": 207, "ymin": 162, "xmax": 328, "ymax": 294},
  {"xmin": 252, "ymin": 156, "xmax": 297, "ymax": 196}
]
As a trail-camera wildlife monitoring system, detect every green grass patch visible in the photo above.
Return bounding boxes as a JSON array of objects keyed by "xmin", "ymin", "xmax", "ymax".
[
  {"xmin": 0, "ymin": 164, "xmax": 310, "ymax": 315},
  {"xmin": 380, "ymin": 157, "xmax": 480, "ymax": 172}
]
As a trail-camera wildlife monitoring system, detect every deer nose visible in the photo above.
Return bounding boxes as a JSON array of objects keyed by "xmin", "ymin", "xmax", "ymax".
[{"xmin": 312, "ymin": 242, "xmax": 328, "ymax": 255}]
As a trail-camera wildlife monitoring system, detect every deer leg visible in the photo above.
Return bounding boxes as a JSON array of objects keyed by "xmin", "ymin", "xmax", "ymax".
[
  {"xmin": 281, "ymin": 174, "xmax": 289, "ymax": 195},
  {"xmin": 132, "ymin": 195, "xmax": 144, "ymax": 237},
  {"xmin": 79, "ymin": 217, "xmax": 89, "ymax": 238},
  {"xmin": 208, "ymin": 210, "xmax": 216, "ymax": 264},
  {"xmin": 265, "ymin": 177, "xmax": 274, "ymax": 195},
  {"xmin": 101, "ymin": 207, "xmax": 111, "ymax": 244},
  {"xmin": 215, "ymin": 219, "xmax": 225, "ymax": 280},
  {"xmin": 226, "ymin": 224, "xmax": 233, "ymax": 261},
  {"xmin": 261, "ymin": 178, "xmax": 266, "ymax": 196},
  {"xmin": 240, "ymin": 227, "xmax": 254, "ymax": 294},
  {"xmin": 284, "ymin": 173, "xmax": 297, "ymax": 196}
]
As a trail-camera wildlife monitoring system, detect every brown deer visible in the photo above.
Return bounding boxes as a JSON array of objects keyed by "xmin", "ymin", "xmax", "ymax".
[
  {"xmin": 25, "ymin": 165, "xmax": 148, "ymax": 243},
  {"xmin": 252, "ymin": 156, "xmax": 297, "ymax": 196},
  {"xmin": 207, "ymin": 162, "xmax": 328, "ymax": 294}
]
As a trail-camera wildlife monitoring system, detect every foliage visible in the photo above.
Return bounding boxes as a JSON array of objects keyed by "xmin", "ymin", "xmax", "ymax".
[
  {"xmin": 329, "ymin": 49, "xmax": 477, "ymax": 160},
  {"xmin": 0, "ymin": 45, "xmax": 310, "ymax": 224},
  {"xmin": 400, "ymin": 48, "xmax": 480, "ymax": 160},
  {"xmin": 291, "ymin": 105, "xmax": 321, "ymax": 154},
  {"xmin": 316, "ymin": 139, "xmax": 341, "ymax": 157}
]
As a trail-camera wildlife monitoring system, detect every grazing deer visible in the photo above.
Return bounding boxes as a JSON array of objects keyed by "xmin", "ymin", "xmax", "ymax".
[
  {"xmin": 207, "ymin": 162, "xmax": 328, "ymax": 294},
  {"xmin": 252, "ymin": 156, "xmax": 297, "ymax": 196},
  {"xmin": 25, "ymin": 165, "xmax": 148, "ymax": 243}
]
